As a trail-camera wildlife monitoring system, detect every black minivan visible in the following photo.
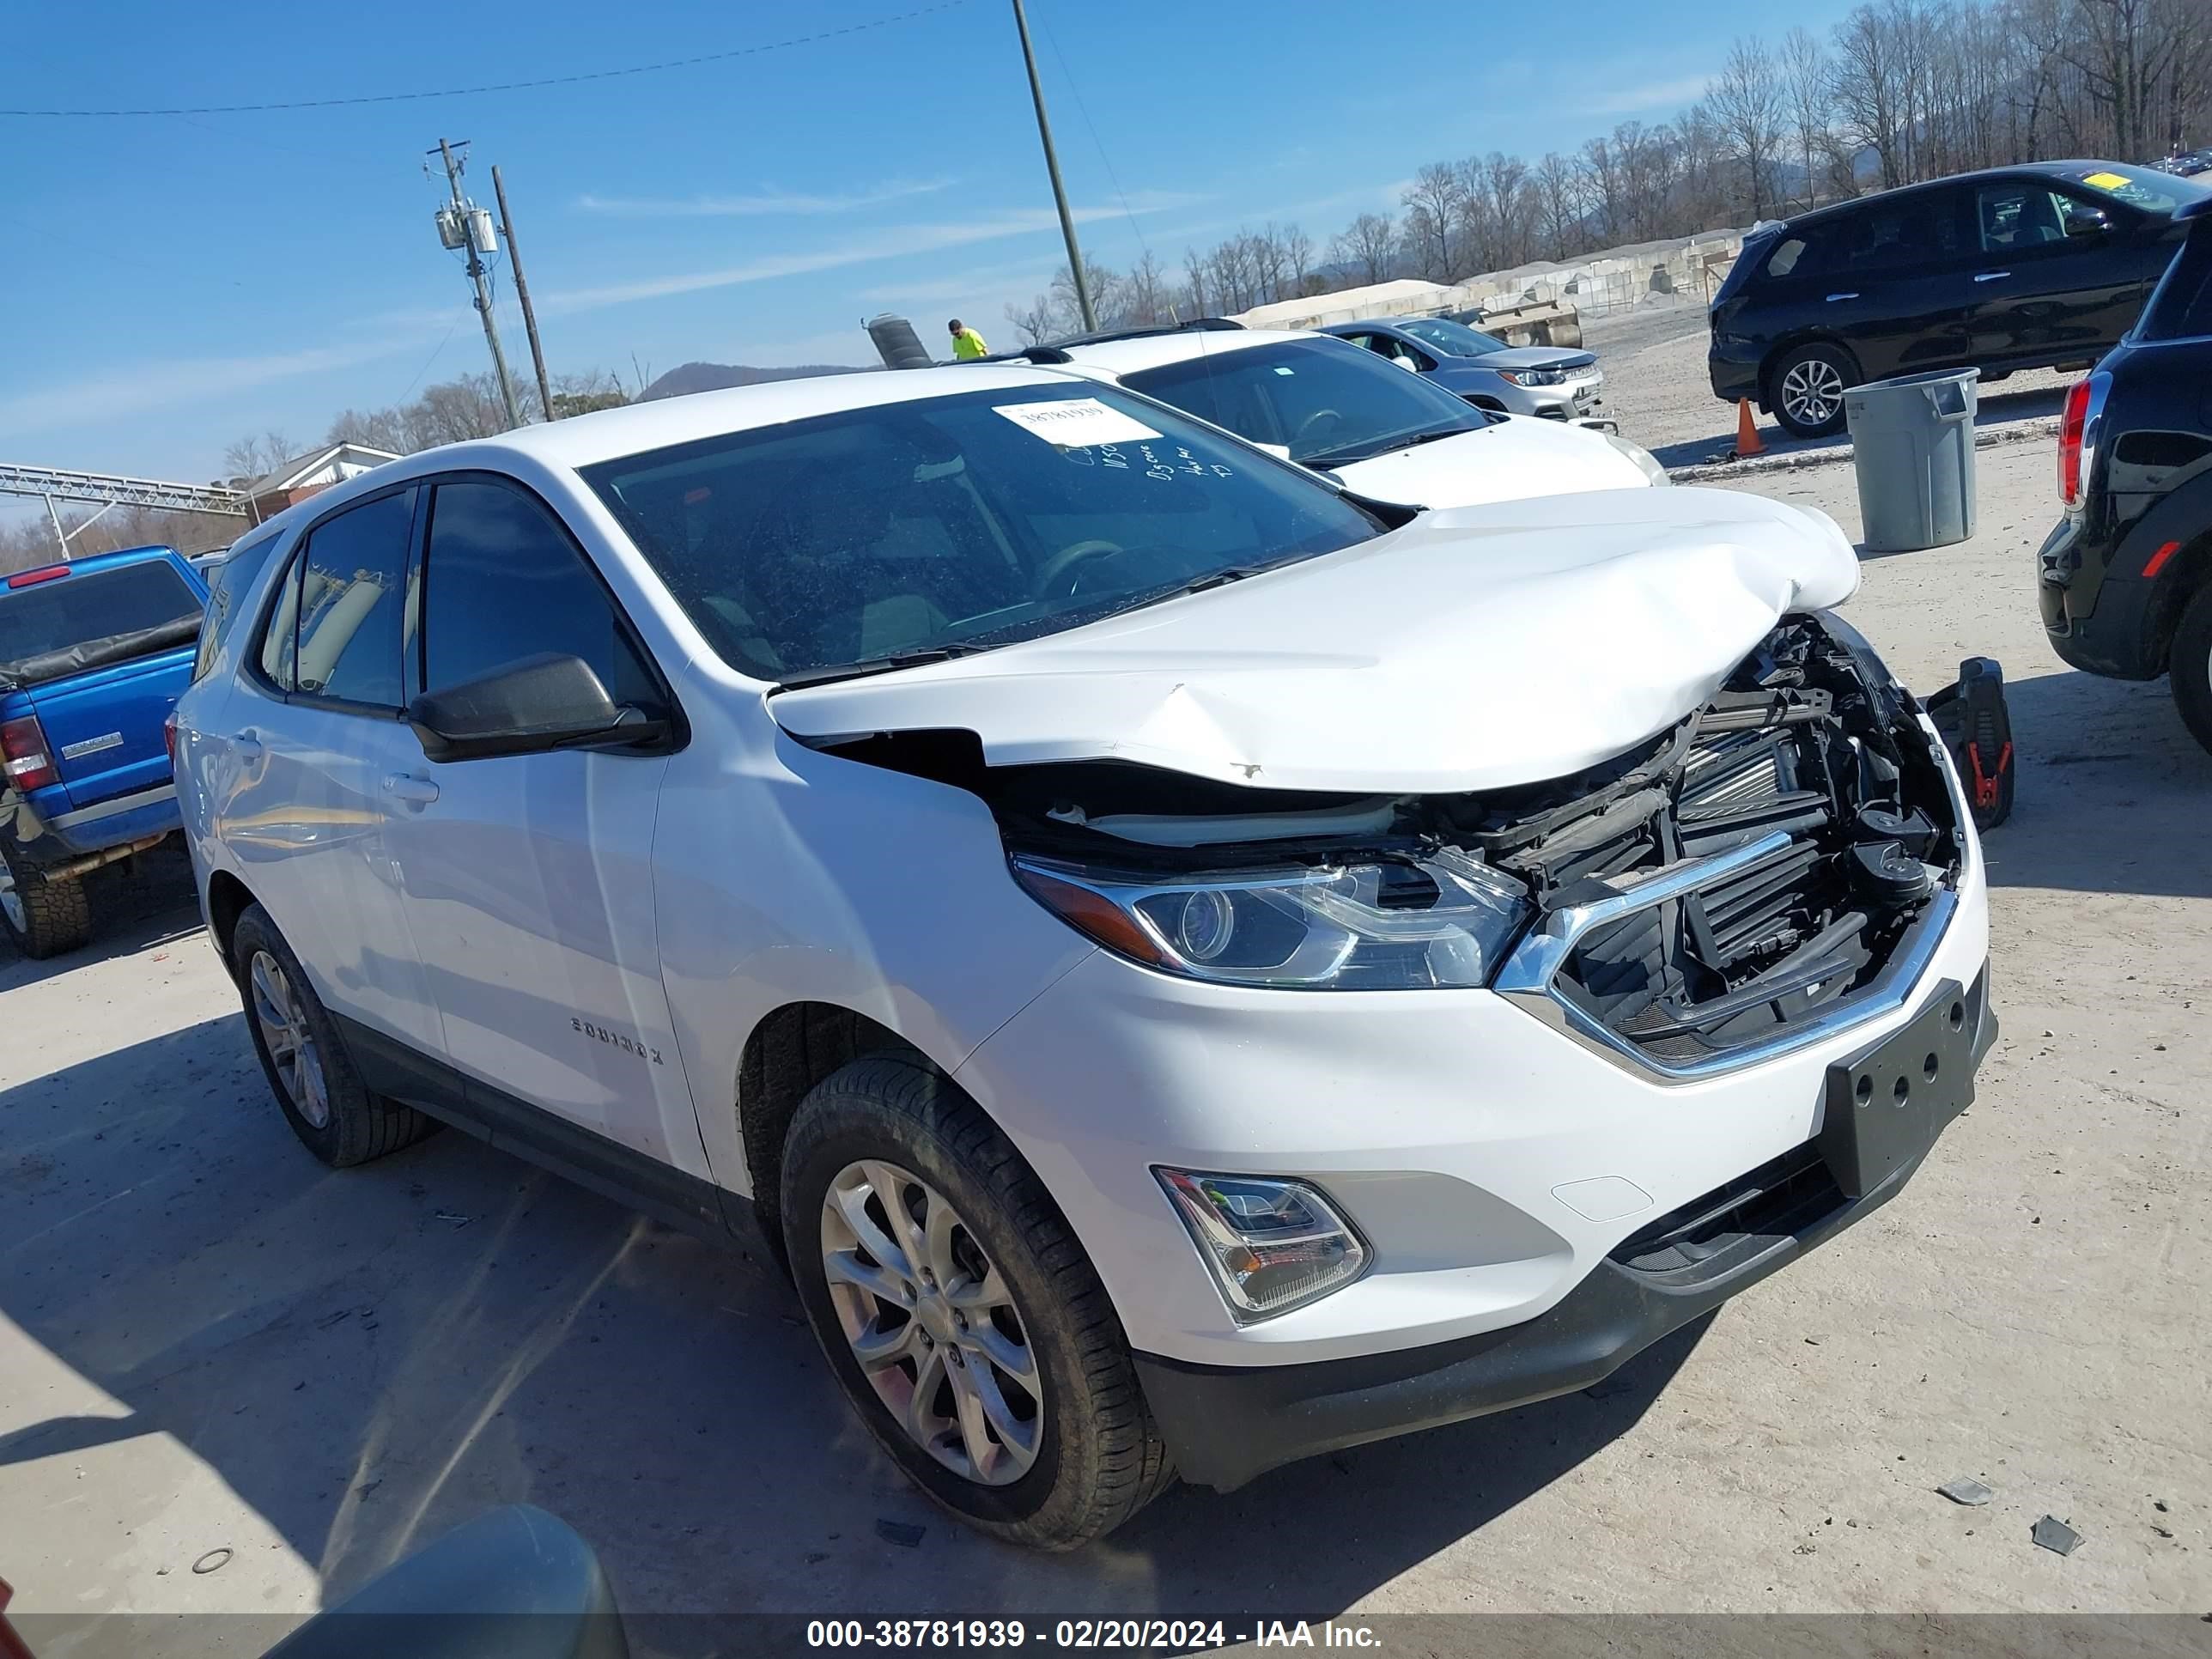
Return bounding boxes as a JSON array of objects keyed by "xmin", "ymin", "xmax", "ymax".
[{"xmin": 1710, "ymin": 161, "xmax": 2210, "ymax": 436}]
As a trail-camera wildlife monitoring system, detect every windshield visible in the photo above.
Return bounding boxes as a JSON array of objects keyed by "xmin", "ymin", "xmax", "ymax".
[
  {"xmin": 1397, "ymin": 317, "xmax": 1509, "ymax": 358},
  {"xmin": 1121, "ymin": 336, "xmax": 1484, "ymax": 466},
  {"xmin": 582, "ymin": 381, "xmax": 1382, "ymax": 684},
  {"xmin": 2063, "ymin": 162, "xmax": 2212, "ymax": 216}
]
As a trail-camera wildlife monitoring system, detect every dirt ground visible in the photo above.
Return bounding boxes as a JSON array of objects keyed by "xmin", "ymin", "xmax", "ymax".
[
  {"xmin": 2, "ymin": 436, "xmax": 2207, "ymax": 1649},
  {"xmin": 1582, "ymin": 295, "xmax": 2075, "ymax": 467}
]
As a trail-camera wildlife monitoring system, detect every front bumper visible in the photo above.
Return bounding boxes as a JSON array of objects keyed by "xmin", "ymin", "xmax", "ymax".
[
  {"xmin": 1527, "ymin": 370, "xmax": 1604, "ymax": 419},
  {"xmin": 1141, "ymin": 968, "xmax": 1996, "ymax": 1491}
]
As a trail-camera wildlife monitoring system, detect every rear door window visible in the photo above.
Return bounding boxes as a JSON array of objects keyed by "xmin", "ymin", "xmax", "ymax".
[
  {"xmin": 2139, "ymin": 223, "xmax": 2212, "ymax": 340},
  {"xmin": 1840, "ymin": 190, "xmax": 1966, "ymax": 272}
]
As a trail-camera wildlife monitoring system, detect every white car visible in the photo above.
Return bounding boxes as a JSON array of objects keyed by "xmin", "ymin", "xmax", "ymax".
[
  {"xmin": 1042, "ymin": 322, "xmax": 1665, "ymax": 505},
  {"xmin": 175, "ymin": 365, "xmax": 1993, "ymax": 1549}
]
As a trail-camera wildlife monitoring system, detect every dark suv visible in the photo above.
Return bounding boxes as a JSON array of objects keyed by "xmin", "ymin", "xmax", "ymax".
[
  {"xmin": 2038, "ymin": 194, "xmax": 2212, "ymax": 753},
  {"xmin": 1711, "ymin": 162, "xmax": 2209, "ymax": 437}
]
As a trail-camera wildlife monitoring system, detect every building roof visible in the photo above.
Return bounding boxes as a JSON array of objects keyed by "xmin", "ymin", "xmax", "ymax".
[{"xmin": 250, "ymin": 441, "xmax": 401, "ymax": 496}]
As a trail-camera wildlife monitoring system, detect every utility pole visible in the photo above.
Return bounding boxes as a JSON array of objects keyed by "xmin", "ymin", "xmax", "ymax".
[
  {"xmin": 491, "ymin": 165, "xmax": 556, "ymax": 421},
  {"xmin": 431, "ymin": 138, "xmax": 524, "ymax": 428},
  {"xmin": 1009, "ymin": 0, "xmax": 1095, "ymax": 333}
]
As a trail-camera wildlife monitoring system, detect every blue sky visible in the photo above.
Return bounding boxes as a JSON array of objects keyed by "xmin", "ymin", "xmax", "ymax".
[{"xmin": 1, "ymin": 0, "xmax": 1859, "ymax": 495}]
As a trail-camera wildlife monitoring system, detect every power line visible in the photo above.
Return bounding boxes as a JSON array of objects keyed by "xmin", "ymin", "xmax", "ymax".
[
  {"xmin": 1034, "ymin": 7, "xmax": 1149, "ymax": 260},
  {"xmin": 0, "ymin": 2, "xmax": 968, "ymax": 117}
]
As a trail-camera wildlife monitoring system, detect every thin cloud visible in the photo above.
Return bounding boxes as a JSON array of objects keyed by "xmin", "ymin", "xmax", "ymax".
[
  {"xmin": 541, "ymin": 193, "xmax": 1204, "ymax": 315},
  {"xmin": 858, "ymin": 266, "xmax": 1058, "ymax": 306},
  {"xmin": 0, "ymin": 337, "xmax": 432, "ymax": 445},
  {"xmin": 574, "ymin": 179, "xmax": 955, "ymax": 217},
  {"xmin": 1578, "ymin": 71, "xmax": 1717, "ymax": 115}
]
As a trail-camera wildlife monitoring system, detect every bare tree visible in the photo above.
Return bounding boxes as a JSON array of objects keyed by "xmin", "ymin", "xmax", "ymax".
[
  {"xmin": 1004, "ymin": 295, "xmax": 1056, "ymax": 345},
  {"xmin": 1279, "ymin": 223, "xmax": 1316, "ymax": 296},
  {"xmin": 221, "ymin": 430, "xmax": 298, "ymax": 484},
  {"xmin": 1712, "ymin": 34, "xmax": 1789, "ymax": 222},
  {"xmin": 1831, "ymin": 2, "xmax": 1910, "ymax": 189},
  {"xmin": 1401, "ymin": 163, "xmax": 1466, "ymax": 281},
  {"xmin": 1533, "ymin": 153, "xmax": 1584, "ymax": 260},
  {"xmin": 1781, "ymin": 26, "xmax": 1832, "ymax": 212},
  {"xmin": 1331, "ymin": 212, "xmax": 1398, "ymax": 284}
]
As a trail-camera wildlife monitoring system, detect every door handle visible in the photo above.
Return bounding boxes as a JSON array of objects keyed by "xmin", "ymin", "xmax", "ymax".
[
  {"xmin": 1825, "ymin": 292, "xmax": 1859, "ymax": 302},
  {"xmin": 381, "ymin": 774, "xmax": 440, "ymax": 806},
  {"xmin": 1974, "ymin": 270, "xmax": 2012, "ymax": 283},
  {"xmin": 232, "ymin": 729, "xmax": 264, "ymax": 763}
]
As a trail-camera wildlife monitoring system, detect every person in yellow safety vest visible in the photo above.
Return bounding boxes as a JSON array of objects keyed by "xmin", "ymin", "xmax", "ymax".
[{"xmin": 948, "ymin": 318, "xmax": 990, "ymax": 360}]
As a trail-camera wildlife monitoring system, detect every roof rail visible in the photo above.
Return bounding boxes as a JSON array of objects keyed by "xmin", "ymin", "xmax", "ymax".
[{"xmin": 1055, "ymin": 318, "xmax": 1245, "ymax": 348}]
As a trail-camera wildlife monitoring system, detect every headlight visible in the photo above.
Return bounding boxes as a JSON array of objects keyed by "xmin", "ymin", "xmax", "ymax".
[
  {"xmin": 1157, "ymin": 1170, "xmax": 1367, "ymax": 1320},
  {"xmin": 1010, "ymin": 846, "xmax": 1529, "ymax": 990},
  {"xmin": 1602, "ymin": 430, "xmax": 1672, "ymax": 486},
  {"xmin": 1498, "ymin": 367, "xmax": 1571, "ymax": 386}
]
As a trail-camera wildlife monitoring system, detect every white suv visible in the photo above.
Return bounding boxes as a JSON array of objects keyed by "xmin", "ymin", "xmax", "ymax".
[
  {"xmin": 1045, "ymin": 323, "xmax": 1667, "ymax": 505},
  {"xmin": 176, "ymin": 366, "xmax": 1994, "ymax": 1549}
]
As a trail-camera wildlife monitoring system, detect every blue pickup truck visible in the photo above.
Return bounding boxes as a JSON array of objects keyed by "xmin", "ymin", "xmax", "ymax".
[{"xmin": 0, "ymin": 545, "xmax": 209, "ymax": 957}]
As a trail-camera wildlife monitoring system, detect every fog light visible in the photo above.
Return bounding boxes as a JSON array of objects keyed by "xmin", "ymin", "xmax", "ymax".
[{"xmin": 1156, "ymin": 1170, "xmax": 1367, "ymax": 1321}]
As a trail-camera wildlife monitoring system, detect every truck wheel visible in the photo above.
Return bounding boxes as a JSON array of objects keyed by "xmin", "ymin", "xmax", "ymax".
[
  {"xmin": 781, "ymin": 1054, "xmax": 1174, "ymax": 1549},
  {"xmin": 2170, "ymin": 580, "xmax": 2212, "ymax": 757},
  {"xmin": 231, "ymin": 903, "xmax": 434, "ymax": 1166},
  {"xmin": 0, "ymin": 847, "xmax": 91, "ymax": 960},
  {"xmin": 1769, "ymin": 342, "xmax": 1858, "ymax": 438}
]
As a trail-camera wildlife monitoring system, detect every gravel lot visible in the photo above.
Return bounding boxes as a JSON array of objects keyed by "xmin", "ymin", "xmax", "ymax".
[
  {"xmin": 2, "ymin": 436, "xmax": 2207, "ymax": 1649},
  {"xmin": 1581, "ymin": 295, "xmax": 2076, "ymax": 468}
]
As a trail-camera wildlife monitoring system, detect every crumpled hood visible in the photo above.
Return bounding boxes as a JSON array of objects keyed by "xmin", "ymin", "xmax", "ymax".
[
  {"xmin": 1331, "ymin": 417, "xmax": 1649, "ymax": 509},
  {"xmin": 770, "ymin": 486, "xmax": 1862, "ymax": 794}
]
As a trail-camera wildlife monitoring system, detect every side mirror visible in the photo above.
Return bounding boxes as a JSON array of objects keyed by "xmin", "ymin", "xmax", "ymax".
[
  {"xmin": 406, "ymin": 653, "xmax": 663, "ymax": 763},
  {"xmin": 2065, "ymin": 207, "xmax": 2111, "ymax": 238}
]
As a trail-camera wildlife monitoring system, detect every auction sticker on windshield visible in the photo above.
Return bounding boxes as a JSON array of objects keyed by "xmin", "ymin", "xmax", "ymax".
[{"xmin": 995, "ymin": 398, "xmax": 1162, "ymax": 447}]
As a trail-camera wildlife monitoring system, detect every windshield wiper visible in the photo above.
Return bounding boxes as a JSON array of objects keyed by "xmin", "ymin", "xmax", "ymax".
[
  {"xmin": 1305, "ymin": 426, "xmax": 1468, "ymax": 467},
  {"xmin": 774, "ymin": 642, "xmax": 991, "ymax": 690}
]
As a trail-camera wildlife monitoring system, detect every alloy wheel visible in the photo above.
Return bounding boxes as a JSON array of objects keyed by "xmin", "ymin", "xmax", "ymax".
[
  {"xmin": 818, "ymin": 1158, "xmax": 1044, "ymax": 1486},
  {"xmin": 250, "ymin": 950, "xmax": 331, "ymax": 1129},
  {"xmin": 1781, "ymin": 357, "xmax": 1845, "ymax": 428}
]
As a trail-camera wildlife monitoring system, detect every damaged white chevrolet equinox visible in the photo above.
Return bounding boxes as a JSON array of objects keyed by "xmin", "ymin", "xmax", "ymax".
[{"xmin": 176, "ymin": 365, "xmax": 1994, "ymax": 1549}]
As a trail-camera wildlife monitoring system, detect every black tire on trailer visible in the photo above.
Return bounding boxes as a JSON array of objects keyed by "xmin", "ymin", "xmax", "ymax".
[
  {"xmin": 0, "ymin": 843, "xmax": 91, "ymax": 960},
  {"xmin": 230, "ymin": 902, "xmax": 434, "ymax": 1167},
  {"xmin": 781, "ymin": 1053, "xmax": 1175, "ymax": 1550}
]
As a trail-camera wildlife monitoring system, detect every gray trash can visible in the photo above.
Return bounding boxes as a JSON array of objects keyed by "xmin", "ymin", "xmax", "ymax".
[{"xmin": 1845, "ymin": 368, "xmax": 1979, "ymax": 553}]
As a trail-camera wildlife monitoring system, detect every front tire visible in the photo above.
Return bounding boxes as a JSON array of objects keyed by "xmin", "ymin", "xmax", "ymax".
[
  {"xmin": 2170, "ymin": 580, "xmax": 2212, "ymax": 757},
  {"xmin": 230, "ymin": 902, "xmax": 433, "ymax": 1166},
  {"xmin": 0, "ymin": 845, "xmax": 91, "ymax": 960},
  {"xmin": 1769, "ymin": 341, "xmax": 1858, "ymax": 438},
  {"xmin": 781, "ymin": 1054, "xmax": 1173, "ymax": 1549}
]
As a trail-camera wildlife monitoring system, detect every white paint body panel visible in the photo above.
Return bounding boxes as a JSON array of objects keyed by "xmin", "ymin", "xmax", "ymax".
[
  {"xmin": 172, "ymin": 375, "xmax": 1984, "ymax": 1382},
  {"xmin": 1327, "ymin": 415, "xmax": 1650, "ymax": 506},
  {"xmin": 772, "ymin": 486, "xmax": 1861, "ymax": 793}
]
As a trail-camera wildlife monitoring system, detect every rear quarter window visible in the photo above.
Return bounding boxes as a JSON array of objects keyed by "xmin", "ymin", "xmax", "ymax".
[
  {"xmin": 192, "ymin": 534, "xmax": 284, "ymax": 682},
  {"xmin": 2139, "ymin": 222, "xmax": 2212, "ymax": 341}
]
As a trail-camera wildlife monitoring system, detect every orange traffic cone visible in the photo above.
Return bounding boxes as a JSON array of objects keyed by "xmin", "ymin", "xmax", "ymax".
[{"xmin": 1733, "ymin": 398, "xmax": 1765, "ymax": 459}]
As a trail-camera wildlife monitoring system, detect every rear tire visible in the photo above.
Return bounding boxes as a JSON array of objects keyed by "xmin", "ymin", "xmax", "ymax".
[
  {"xmin": 781, "ymin": 1054, "xmax": 1174, "ymax": 1549},
  {"xmin": 2170, "ymin": 580, "xmax": 2212, "ymax": 757},
  {"xmin": 0, "ymin": 846, "xmax": 91, "ymax": 960},
  {"xmin": 1769, "ymin": 341, "xmax": 1858, "ymax": 438},
  {"xmin": 231, "ymin": 902, "xmax": 434, "ymax": 1166}
]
